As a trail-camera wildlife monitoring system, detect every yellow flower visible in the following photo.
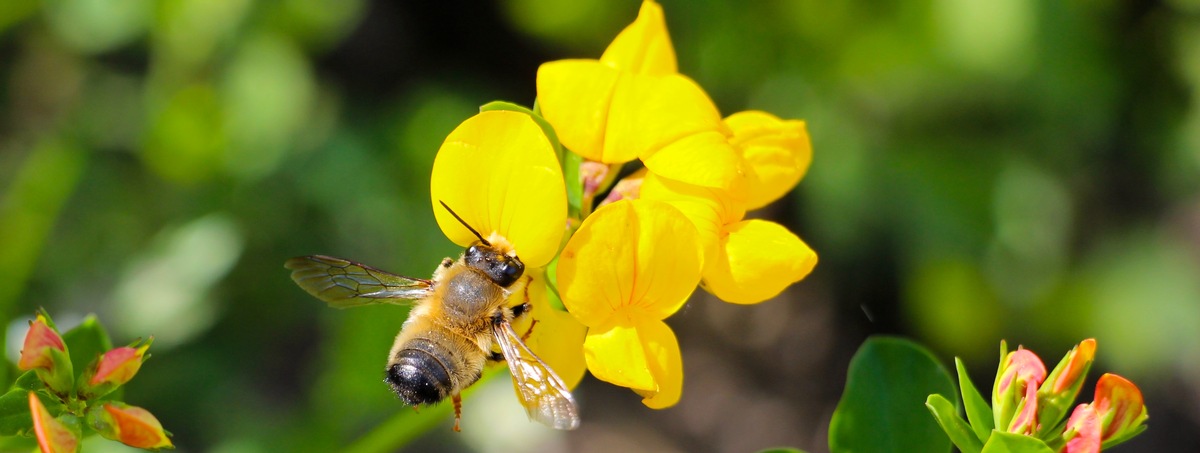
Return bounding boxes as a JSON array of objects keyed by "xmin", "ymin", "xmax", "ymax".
[
  {"xmin": 641, "ymin": 169, "xmax": 817, "ymax": 305},
  {"xmin": 535, "ymin": 0, "xmax": 739, "ymax": 190},
  {"xmin": 726, "ymin": 111, "xmax": 813, "ymax": 210},
  {"xmin": 430, "ymin": 108, "xmax": 589, "ymax": 389},
  {"xmin": 430, "ymin": 109, "xmax": 567, "ymax": 268},
  {"xmin": 557, "ymin": 199, "xmax": 702, "ymax": 408}
]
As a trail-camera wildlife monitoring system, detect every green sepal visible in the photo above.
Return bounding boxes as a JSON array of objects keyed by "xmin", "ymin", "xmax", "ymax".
[
  {"xmin": 1035, "ymin": 349, "xmax": 1093, "ymax": 439},
  {"xmin": 39, "ymin": 347, "xmax": 74, "ymax": 396},
  {"xmin": 980, "ymin": 431, "xmax": 1055, "ymax": 453},
  {"xmin": 13, "ymin": 370, "xmax": 44, "ymax": 391},
  {"xmin": 992, "ymin": 340, "xmax": 1011, "ymax": 432},
  {"xmin": 561, "ymin": 145, "xmax": 583, "ymax": 220},
  {"xmin": 1039, "ymin": 416, "xmax": 1069, "ymax": 451},
  {"xmin": 541, "ymin": 258, "xmax": 567, "ymax": 312},
  {"xmin": 926, "ymin": 393, "xmax": 983, "ymax": 453},
  {"xmin": 1101, "ymin": 423, "xmax": 1148, "ymax": 450},
  {"xmin": 956, "ymin": 358, "xmax": 994, "ymax": 443}
]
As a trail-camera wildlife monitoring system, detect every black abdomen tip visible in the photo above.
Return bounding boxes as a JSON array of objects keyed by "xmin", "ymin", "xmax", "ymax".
[{"xmin": 386, "ymin": 349, "xmax": 452, "ymax": 406}]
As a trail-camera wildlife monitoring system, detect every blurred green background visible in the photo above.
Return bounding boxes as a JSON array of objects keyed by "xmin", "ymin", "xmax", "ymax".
[{"xmin": 2, "ymin": 0, "xmax": 1198, "ymax": 451}]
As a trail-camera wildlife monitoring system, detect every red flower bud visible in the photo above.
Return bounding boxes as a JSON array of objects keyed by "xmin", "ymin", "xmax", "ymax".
[
  {"xmin": 1062, "ymin": 403, "xmax": 1101, "ymax": 453},
  {"xmin": 89, "ymin": 402, "xmax": 174, "ymax": 450}
]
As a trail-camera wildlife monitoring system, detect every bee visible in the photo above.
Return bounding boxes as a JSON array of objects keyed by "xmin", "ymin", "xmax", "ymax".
[{"xmin": 284, "ymin": 202, "xmax": 580, "ymax": 431}]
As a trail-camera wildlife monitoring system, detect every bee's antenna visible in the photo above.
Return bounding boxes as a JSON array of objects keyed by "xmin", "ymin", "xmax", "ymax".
[{"xmin": 439, "ymin": 200, "xmax": 490, "ymax": 246}]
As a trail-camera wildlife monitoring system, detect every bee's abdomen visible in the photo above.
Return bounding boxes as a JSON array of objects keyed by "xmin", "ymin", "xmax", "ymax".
[{"xmin": 386, "ymin": 339, "xmax": 453, "ymax": 406}]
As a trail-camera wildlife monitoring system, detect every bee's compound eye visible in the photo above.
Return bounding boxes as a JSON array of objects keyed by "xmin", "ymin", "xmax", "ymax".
[
  {"xmin": 506, "ymin": 262, "xmax": 525, "ymax": 279},
  {"xmin": 467, "ymin": 245, "xmax": 478, "ymax": 255}
]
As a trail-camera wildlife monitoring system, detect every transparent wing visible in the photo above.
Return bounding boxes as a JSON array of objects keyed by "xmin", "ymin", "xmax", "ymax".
[
  {"xmin": 492, "ymin": 320, "xmax": 580, "ymax": 430},
  {"xmin": 285, "ymin": 255, "xmax": 434, "ymax": 308}
]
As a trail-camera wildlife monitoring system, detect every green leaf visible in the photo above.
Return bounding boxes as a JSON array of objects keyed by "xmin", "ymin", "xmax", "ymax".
[
  {"xmin": 956, "ymin": 358, "xmax": 995, "ymax": 442},
  {"xmin": 926, "ymin": 394, "xmax": 983, "ymax": 453},
  {"xmin": 13, "ymin": 370, "xmax": 43, "ymax": 391},
  {"xmin": 0, "ymin": 387, "xmax": 32, "ymax": 436},
  {"xmin": 61, "ymin": 315, "xmax": 113, "ymax": 380},
  {"xmin": 829, "ymin": 336, "xmax": 957, "ymax": 453},
  {"xmin": 980, "ymin": 431, "xmax": 1055, "ymax": 453}
]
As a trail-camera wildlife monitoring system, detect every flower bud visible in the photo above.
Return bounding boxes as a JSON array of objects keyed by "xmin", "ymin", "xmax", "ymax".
[
  {"xmin": 29, "ymin": 392, "xmax": 80, "ymax": 453},
  {"xmin": 79, "ymin": 339, "xmax": 152, "ymax": 398},
  {"xmin": 18, "ymin": 314, "xmax": 74, "ymax": 394},
  {"xmin": 1061, "ymin": 403, "xmax": 1101, "ymax": 453},
  {"xmin": 1093, "ymin": 373, "xmax": 1148, "ymax": 448},
  {"xmin": 992, "ymin": 348, "xmax": 1046, "ymax": 434},
  {"xmin": 1036, "ymin": 339, "xmax": 1096, "ymax": 437},
  {"xmin": 88, "ymin": 402, "xmax": 174, "ymax": 450}
]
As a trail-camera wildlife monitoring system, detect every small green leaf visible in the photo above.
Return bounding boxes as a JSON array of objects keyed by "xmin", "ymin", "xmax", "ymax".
[
  {"xmin": 13, "ymin": 370, "xmax": 43, "ymax": 391},
  {"xmin": 61, "ymin": 314, "xmax": 113, "ymax": 380},
  {"xmin": 0, "ymin": 388, "xmax": 32, "ymax": 436},
  {"xmin": 829, "ymin": 336, "xmax": 957, "ymax": 453},
  {"xmin": 980, "ymin": 431, "xmax": 1055, "ymax": 453},
  {"xmin": 957, "ymin": 358, "xmax": 995, "ymax": 442},
  {"xmin": 926, "ymin": 394, "xmax": 983, "ymax": 453}
]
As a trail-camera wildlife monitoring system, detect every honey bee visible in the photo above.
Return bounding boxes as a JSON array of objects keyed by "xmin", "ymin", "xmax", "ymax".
[{"xmin": 284, "ymin": 202, "xmax": 579, "ymax": 431}]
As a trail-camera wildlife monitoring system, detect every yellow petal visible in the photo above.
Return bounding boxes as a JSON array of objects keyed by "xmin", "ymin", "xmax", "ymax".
[
  {"xmin": 557, "ymin": 199, "xmax": 702, "ymax": 326},
  {"xmin": 511, "ymin": 271, "xmax": 588, "ymax": 390},
  {"xmin": 600, "ymin": 0, "xmax": 677, "ymax": 75},
  {"xmin": 640, "ymin": 172, "xmax": 744, "ymax": 265},
  {"xmin": 583, "ymin": 318, "xmax": 683, "ymax": 408},
  {"xmin": 703, "ymin": 219, "xmax": 817, "ymax": 304},
  {"xmin": 632, "ymin": 317, "xmax": 683, "ymax": 409},
  {"xmin": 640, "ymin": 130, "xmax": 742, "ymax": 190},
  {"xmin": 607, "ymin": 73, "xmax": 729, "ymax": 163},
  {"xmin": 430, "ymin": 110, "xmax": 566, "ymax": 268},
  {"xmin": 584, "ymin": 322, "xmax": 654, "ymax": 391},
  {"xmin": 726, "ymin": 111, "xmax": 812, "ymax": 209},
  {"xmin": 536, "ymin": 60, "xmax": 622, "ymax": 162}
]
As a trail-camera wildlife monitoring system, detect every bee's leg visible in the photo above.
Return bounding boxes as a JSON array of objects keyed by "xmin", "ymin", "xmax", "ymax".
[
  {"xmin": 452, "ymin": 394, "xmax": 463, "ymax": 432},
  {"xmin": 510, "ymin": 275, "xmax": 538, "ymax": 340},
  {"xmin": 521, "ymin": 318, "xmax": 540, "ymax": 342}
]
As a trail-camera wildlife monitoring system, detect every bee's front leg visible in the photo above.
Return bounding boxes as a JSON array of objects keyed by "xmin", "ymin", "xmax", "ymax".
[{"xmin": 452, "ymin": 393, "xmax": 463, "ymax": 432}]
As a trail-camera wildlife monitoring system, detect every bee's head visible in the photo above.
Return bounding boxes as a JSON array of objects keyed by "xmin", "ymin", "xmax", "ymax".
[{"xmin": 464, "ymin": 242, "xmax": 525, "ymax": 287}]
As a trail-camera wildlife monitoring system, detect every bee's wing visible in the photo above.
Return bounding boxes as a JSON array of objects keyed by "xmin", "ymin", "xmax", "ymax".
[
  {"xmin": 492, "ymin": 320, "xmax": 580, "ymax": 430},
  {"xmin": 285, "ymin": 255, "xmax": 434, "ymax": 308}
]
